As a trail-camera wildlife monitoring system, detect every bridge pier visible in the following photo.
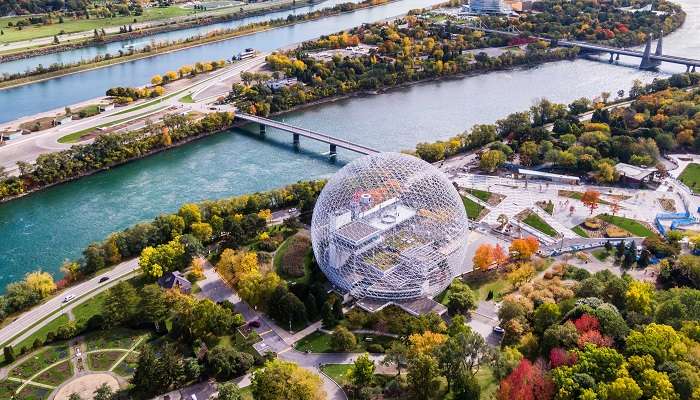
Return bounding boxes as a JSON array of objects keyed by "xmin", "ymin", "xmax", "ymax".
[
  {"xmin": 609, "ymin": 52, "xmax": 614, "ymax": 63},
  {"xmin": 329, "ymin": 144, "xmax": 337, "ymax": 159},
  {"xmin": 693, "ymin": 66, "xmax": 697, "ymax": 73},
  {"xmin": 616, "ymin": 53, "xmax": 620, "ymax": 61},
  {"xmin": 259, "ymin": 123, "xmax": 266, "ymax": 136},
  {"xmin": 293, "ymin": 133, "xmax": 300, "ymax": 147}
]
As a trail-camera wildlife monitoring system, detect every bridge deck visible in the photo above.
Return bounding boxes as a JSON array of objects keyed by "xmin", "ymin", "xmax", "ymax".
[{"xmin": 236, "ymin": 113, "xmax": 379, "ymax": 155}]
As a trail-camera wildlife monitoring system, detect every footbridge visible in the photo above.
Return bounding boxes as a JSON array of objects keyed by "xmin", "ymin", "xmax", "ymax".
[
  {"xmin": 459, "ymin": 21, "xmax": 699, "ymax": 71},
  {"xmin": 235, "ymin": 113, "xmax": 379, "ymax": 157}
]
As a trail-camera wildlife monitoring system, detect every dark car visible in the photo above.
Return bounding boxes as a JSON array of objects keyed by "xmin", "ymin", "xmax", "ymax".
[
  {"xmin": 99, "ymin": 276, "xmax": 109, "ymax": 283},
  {"xmin": 248, "ymin": 320, "xmax": 261, "ymax": 328}
]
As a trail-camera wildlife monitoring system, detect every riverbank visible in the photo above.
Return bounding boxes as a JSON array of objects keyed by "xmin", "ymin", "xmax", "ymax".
[{"xmin": 0, "ymin": 0, "xmax": 406, "ymax": 90}]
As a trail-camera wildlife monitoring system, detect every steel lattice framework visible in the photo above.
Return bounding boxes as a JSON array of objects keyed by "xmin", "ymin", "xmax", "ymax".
[{"xmin": 311, "ymin": 152, "xmax": 469, "ymax": 301}]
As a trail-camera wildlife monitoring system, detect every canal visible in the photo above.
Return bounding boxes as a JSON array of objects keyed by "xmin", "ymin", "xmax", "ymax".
[
  {"xmin": 0, "ymin": 0, "xmax": 697, "ymax": 288},
  {"xmin": 0, "ymin": 0, "xmax": 443, "ymax": 123}
]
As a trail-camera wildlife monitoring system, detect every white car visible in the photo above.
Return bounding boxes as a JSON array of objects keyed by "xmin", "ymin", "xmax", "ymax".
[{"xmin": 63, "ymin": 294, "xmax": 76, "ymax": 303}]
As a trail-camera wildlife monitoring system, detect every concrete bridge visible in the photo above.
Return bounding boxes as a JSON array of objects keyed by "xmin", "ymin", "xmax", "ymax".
[
  {"xmin": 235, "ymin": 113, "xmax": 379, "ymax": 157},
  {"xmin": 459, "ymin": 22, "xmax": 699, "ymax": 71}
]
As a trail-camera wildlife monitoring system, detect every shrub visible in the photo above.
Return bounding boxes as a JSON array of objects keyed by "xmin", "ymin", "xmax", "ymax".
[{"xmin": 366, "ymin": 343, "xmax": 384, "ymax": 353}]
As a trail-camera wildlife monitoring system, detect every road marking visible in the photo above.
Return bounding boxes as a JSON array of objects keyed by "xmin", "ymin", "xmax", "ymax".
[{"xmin": 258, "ymin": 329, "xmax": 273, "ymax": 336}]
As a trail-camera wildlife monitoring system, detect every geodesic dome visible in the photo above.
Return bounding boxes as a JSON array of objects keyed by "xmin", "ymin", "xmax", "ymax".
[{"xmin": 311, "ymin": 152, "xmax": 469, "ymax": 301}]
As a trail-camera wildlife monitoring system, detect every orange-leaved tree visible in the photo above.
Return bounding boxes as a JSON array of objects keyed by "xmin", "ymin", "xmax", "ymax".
[
  {"xmin": 581, "ymin": 189, "xmax": 600, "ymax": 215},
  {"xmin": 509, "ymin": 236, "xmax": 540, "ymax": 260}
]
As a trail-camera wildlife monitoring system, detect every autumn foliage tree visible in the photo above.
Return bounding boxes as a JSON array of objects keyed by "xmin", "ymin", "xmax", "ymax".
[
  {"xmin": 497, "ymin": 359, "xmax": 554, "ymax": 400},
  {"xmin": 473, "ymin": 243, "xmax": 508, "ymax": 270},
  {"xmin": 581, "ymin": 189, "xmax": 600, "ymax": 215},
  {"xmin": 509, "ymin": 236, "xmax": 540, "ymax": 260}
]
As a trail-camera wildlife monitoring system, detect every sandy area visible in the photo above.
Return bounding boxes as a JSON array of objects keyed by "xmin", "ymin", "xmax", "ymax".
[{"xmin": 53, "ymin": 373, "xmax": 120, "ymax": 400}]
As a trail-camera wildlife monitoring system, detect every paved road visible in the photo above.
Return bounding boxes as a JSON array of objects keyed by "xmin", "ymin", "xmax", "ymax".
[
  {"xmin": 0, "ymin": 258, "xmax": 140, "ymax": 347},
  {"xmin": 0, "ymin": 54, "xmax": 266, "ymax": 174}
]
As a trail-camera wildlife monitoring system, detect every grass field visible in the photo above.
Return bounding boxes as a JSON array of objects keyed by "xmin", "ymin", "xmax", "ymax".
[
  {"xmin": 88, "ymin": 351, "xmax": 124, "ymax": 371},
  {"xmin": 475, "ymin": 367, "xmax": 498, "ymax": 399},
  {"xmin": 0, "ymin": 7, "xmax": 195, "ymax": 43},
  {"xmin": 14, "ymin": 313, "xmax": 69, "ymax": 352},
  {"xmin": 294, "ymin": 331, "xmax": 396, "ymax": 353},
  {"xmin": 10, "ymin": 344, "xmax": 69, "ymax": 379},
  {"xmin": 679, "ymin": 163, "xmax": 700, "ymax": 193},
  {"xmin": 466, "ymin": 188, "xmax": 491, "ymax": 202},
  {"xmin": 273, "ymin": 231, "xmax": 312, "ymax": 283},
  {"xmin": 522, "ymin": 213, "xmax": 557, "ymax": 237},
  {"xmin": 72, "ymin": 292, "xmax": 106, "ymax": 325},
  {"xmin": 597, "ymin": 214, "xmax": 655, "ymax": 237},
  {"xmin": 85, "ymin": 328, "xmax": 143, "ymax": 352},
  {"xmin": 321, "ymin": 364, "xmax": 353, "ymax": 386},
  {"xmin": 179, "ymin": 94, "xmax": 195, "ymax": 103},
  {"xmin": 592, "ymin": 249, "xmax": 611, "ymax": 261},
  {"xmin": 32, "ymin": 360, "xmax": 73, "ymax": 386},
  {"xmin": 572, "ymin": 225, "xmax": 590, "ymax": 238},
  {"xmin": 0, "ymin": 379, "xmax": 21, "ymax": 398},
  {"xmin": 461, "ymin": 196, "xmax": 484, "ymax": 220}
]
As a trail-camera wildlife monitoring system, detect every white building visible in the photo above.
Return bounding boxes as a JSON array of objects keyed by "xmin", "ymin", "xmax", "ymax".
[{"xmin": 461, "ymin": 0, "xmax": 511, "ymax": 15}]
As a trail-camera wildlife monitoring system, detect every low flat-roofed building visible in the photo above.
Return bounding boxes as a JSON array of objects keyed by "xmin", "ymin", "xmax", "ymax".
[
  {"xmin": 614, "ymin": 163, "xmax": 657, "ymax": 187},
  {"xmin": 518, "ymin": 168, "xmax": 580, "ymax": 184}
]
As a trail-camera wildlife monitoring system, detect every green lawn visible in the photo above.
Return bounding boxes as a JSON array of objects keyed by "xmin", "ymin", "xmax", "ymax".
[
  {"xmin": 522, "ymin": 213, "xmax": 557, "ymax": 237},
  {"xmin": 0, "ymin": 7, "xmax": 195, "ymax": 43},
  {"xmin": 13, "ymin": 313, "xmax": 69, "ymax": 353},
  {"xmin": 88, "ymin": 351, "xmax": 124, "ymax": 371},
  {"xmin": 273, "ymin": 233, "xmax": 312, "ymax": 285},
  {"xmin": 597, "ymin": 214, "xmax": 655, "ymax": 237},
  {"xmin": 58, "ymin": 105, "xmax": 169, "ymax": 143},
  {"xmin": 462, "ymin": 196, "xmax": 485, "ymax": 220},
  {"xmin": 466, "ymin": 188, "xmax": 491, "ymax": 202},
  {"xmin": 10, "ymin": 344, "xmax": 69, "ymax": 380},
  {"xmin": 572, "ymin": 225, "xmax": 590, "ymax": 238},
  {"xmin": 72, "ymin": 292, "xmax": 106, "ymax": 325},
  {"xmin": 467, "ymin": 276, "xmax": 510, "ymax": 301},
  {"xmin": 321, "ymin": 364, "xmax": 353, "ymax": 386},
  {"xmin": 475, "ymin": 367, "xmax": 498, "ymax": 399},
  {"xmin": 678, "ymin": 163, "xmax": 700, "ymax": 193},
  {"xmin": 592, "ymin": 249, "xmax": 610, "ymax": 261},
  {"xmin": 294, "ymin": 331, "xmax": 396, "ymax": 353},
  {"xmin": 32, "ymin": 360, "xmax": 73, "ymax": 386},
  {"xmin": 85, "ymin": 328, "xmax": 143, "ymax": 352},
  {"xmin": 113, "ymin": 351, "xmax": 139, "ymax": 377},
  {"xmin": 0, "ymin": 379, "xmax": 21, "ymax": 398},
  {"xmin": 179, "ymin": 94, "xmax": 195, "ymax": 103}
]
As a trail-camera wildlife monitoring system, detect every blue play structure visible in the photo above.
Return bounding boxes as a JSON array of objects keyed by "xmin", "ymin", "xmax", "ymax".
[{"xmin": 655, "ymin": 208, "xmax": 699, "ymax": 236}]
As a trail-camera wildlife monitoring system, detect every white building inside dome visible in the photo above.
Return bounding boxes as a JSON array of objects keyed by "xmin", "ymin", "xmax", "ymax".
[
  {"xmin": 461, "ymin": 0, "xmax": 512, "ymax": 15},
  {"xmin": 311, "ymin": 153, "xmax": 470, "ymax": 308}
]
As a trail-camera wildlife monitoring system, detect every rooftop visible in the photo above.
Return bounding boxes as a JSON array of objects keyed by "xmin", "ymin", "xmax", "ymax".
[{"xmin": 614, "ymin": 163, "xmax": 657, "ymax": 180}]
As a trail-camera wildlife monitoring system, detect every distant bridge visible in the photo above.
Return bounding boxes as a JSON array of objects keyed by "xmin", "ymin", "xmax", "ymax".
[
  {"xmin": 235, "ymin": 113, "xmax": 379, "ymax": 157},
  {"xmin": 459, "ymin": 21, "xmax": 699, "ymax": 71}
]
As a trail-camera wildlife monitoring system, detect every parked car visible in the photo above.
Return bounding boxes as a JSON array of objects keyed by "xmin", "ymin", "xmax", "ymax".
[
  {"xmin": 492, "ymin": 326, "xmax": 505, "ymax": 335},
  {"xmin": 63, "ymin": 294, "xmax": 76, "ymax": 303},
  {"xmin": 98, "ymin": 276, "xmax": 109, "ymax": 283},
  {"xmin": 248, "ymin": 320, "xmax": 261, "ymax": 328}
]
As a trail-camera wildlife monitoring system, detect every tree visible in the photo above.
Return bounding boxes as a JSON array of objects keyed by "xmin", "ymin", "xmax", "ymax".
[
  {"xmin": 438, "ymin": 328, "xmax": 490, "ymax": 392},
  {"xmin": 139, "ymin": 238, "xmax": 186, "ymax": 279},
  {"xmin": 140, "ymin": 284, "xmax": 168, "ymax": 330},
  {"xmin": 383, "ymin": 341, "xmax": 408, "ymax": 376},
  {"xmin": 605, "ymin": 377, "xmax": 642, "ymax": 400},
  {"xmin": 473, "ymin": 244, "xmax": 507, "ymax": 270},
  {"xmin": 506, "ymin": 263, "xmax": 535, "ymax": 288},
  {"xmin": 453, "ymin": 371, "xmax": 480, "ymax": 400},
  {"xmin": 215, "ymin": 382, "xmax": 242, "ymax": 400},
  {"xmin": 207, "ymin": 346, "xmax": 254, "ymax": 379},
  {"xmin": 409, "ymin": 331, "xmax": 448, "ymax": 356},
  {"xmin": 446, "ymin": 280, "xmax": 477, "ymax": 314},
  {"xmin": 625, "ymin": 323, "xmax": 687, "ymax": 364},
  {"xmin": 625, "ymin": 281, "xmax": 655, "ymax": 315},
  {"xmin": 93, "ymin": 383, "xmax": 114, "ymax": 400},
  {"xmin": 251, "ymin": 359, "xmax": 326, "ymax": 400},
  {"xmin": 24, "ymin": 270, "xmax": 56, "ymax": 298},
  {"xmin": 331, "ymin": 326, "xmax": 357, "ymax": 352},
  {"xmin": 509, "ymin": 237, "xmax": 539, "ymax": 260},
  {"xmin": 533, "ymin": 302, "xmax": 560, "ymax": 334},
  {"xmin": 191, "ymin": 222, "xmax": 213, "ymax": 243},
  {"xmin": 3, "ymin": 346, "xmax": 14, "ymax": 363},
  {"xmin": 178, "ymin": 203, "xmax": 202, "ymax": 228},
  {"xmin": 497, "ymin": 359, "xmax": 554, "ymax": 400},
  {"xmin": 407, "ymin": 353, "xmax": 441, "ymax": 400},
  {"xmin": 480, "ymin": 149, "xmax": 506, "ymax": 172},
  {"xmin": 581, "ymin": 189, "xmax": 600, "ymax": 215},
  {"xmin": 151, "ymin": 75, "xmax": 163, "ymax": 86},
  {"xmin": 103, "ymin": 281, "xmax": 139, "ymax": 326},
  {"xmin": 350, "ymin": 353, "xmax": 375, "ymax": 388},
  {"xmin": 131, "ymin": 346, "xmax": 162, "ymax": 396}
]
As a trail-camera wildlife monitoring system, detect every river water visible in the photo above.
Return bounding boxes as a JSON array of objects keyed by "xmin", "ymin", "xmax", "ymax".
[
  {"xmin": 0, "ymin": 0, "xmax": 363, "ymax": 75},
  {"xmin": 0, "ymin": 0, "xmax": 698, "ymax": 287},
  {"xmin": 0, "ymin": 0, "xmax": 442, "ymax": 123}
]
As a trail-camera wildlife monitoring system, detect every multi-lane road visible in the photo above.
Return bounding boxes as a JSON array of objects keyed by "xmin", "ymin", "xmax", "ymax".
[
  {"xmin": 0, "ymin": 258, "xmax": 140, "ymax": 347},
  {"xmin": 0, "ymin": 54, "xmax": 266, "ymax": 174}
]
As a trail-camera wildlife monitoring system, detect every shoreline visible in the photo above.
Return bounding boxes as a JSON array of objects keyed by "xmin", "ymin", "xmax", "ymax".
[
  {"xmin": 0, "ymin": 0, "xmax": 407, "ymax": 91},
  {"xmin": 0, "ymin": 55, "xmax": 577, "ymax": 205}
]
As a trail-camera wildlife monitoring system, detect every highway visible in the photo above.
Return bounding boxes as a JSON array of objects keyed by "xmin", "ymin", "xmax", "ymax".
[
  {"xmin": 0, "ymin": 54, "xmax": 266, "ymax": 174},
  {"xmin": 0, "ymin": 258, "xmax": 140, "ymax": 347}
]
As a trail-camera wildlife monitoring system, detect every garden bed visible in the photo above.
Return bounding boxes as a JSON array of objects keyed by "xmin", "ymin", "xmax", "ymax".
[
  {"xmin": 274, "ymin": 230, "xmax": 311, "ymax": 280},
  {"xmin": 15, "ymin": 385, "xmax": 51, "ymax": 400},
  {"xmin": 85, "ymin": 328, "xmax": 143, "ymax": 352},
  {"xmin": 113, "ymin": 352, "xmax": 139, "ymax": 377},
  {"xmin": 518, "ymin": 209, "xmax": 558, "ymax": 237},
  {"xmin": 88, "ymin": 351, "xmax": 124, "ymax": 371},
  {"xmin": 32, "ymin": 360, "xmax": 73, "ymax": 386},
  {"xmin": 10, "ymin": 344, "xmax": 69, "ymax": 379}
]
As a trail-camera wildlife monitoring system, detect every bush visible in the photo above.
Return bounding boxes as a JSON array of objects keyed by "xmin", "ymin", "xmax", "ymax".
[
  {"xmin": 366, "ymin": 343, "xmax": 384, "ymax": 353},
  {"xmin": 563, "ymin": 266, "xmax": 591, "ymax": 281}
]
